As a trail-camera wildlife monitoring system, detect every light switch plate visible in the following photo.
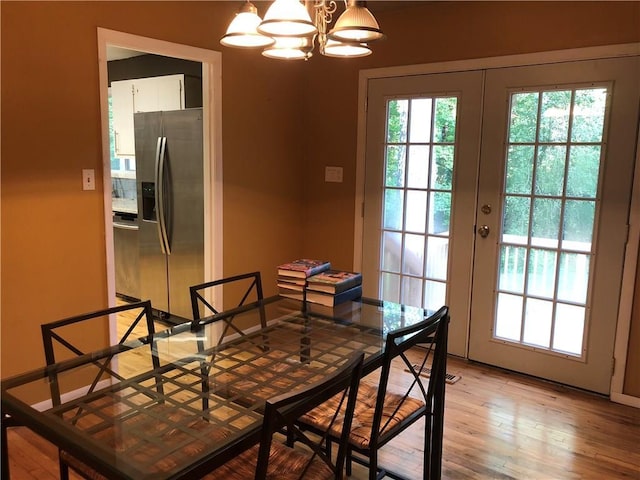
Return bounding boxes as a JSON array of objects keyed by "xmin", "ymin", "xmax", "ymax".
[
  {"xmin": 82, "ymin": 169, "xmax": 95, "ymax": 190},
  {"xmin": 325, "ymin": 166, "xmax": 343, "ymax": 183}
]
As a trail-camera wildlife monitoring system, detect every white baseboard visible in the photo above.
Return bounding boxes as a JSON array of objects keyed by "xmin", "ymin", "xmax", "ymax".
[{"xmin": 610, "ymin": 392, "xmax": 640, "ymax": 408}]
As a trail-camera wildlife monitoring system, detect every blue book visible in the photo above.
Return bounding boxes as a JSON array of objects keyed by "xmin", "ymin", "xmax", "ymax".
[{"xmin": 305, "ymin": 285, "xmax": 362, "ymax": 307}]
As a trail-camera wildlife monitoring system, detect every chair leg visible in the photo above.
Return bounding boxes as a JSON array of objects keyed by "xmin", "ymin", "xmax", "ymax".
[
  {"xmin": 1, "ymin": 422, "xmax": 10, "ymax": 480},
  {"xmin": 59, "ymin": 451, "xmax": 70, "ymax": 480},
  {"xmin": 369, "ymin": 449, "xmax": 378, "ymax": 480},
  {"xmin": 324, "ymin": 438, "xmax": 332, "ymax": 458},
  {"xmin": 346, "ymin": 445, "xmax": 353, "ymax": 477},
  {"xmin": 423, "ymin": 417, "xmax": 430, "ymax": 480}
]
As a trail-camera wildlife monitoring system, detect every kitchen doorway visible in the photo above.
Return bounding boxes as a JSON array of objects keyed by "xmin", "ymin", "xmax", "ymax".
[
  {"xmin": 97, "ymin": 29, "xmax": 223, "ymax": 335},
  {"xmin": 356, "ymin": 47, "xmax": 640, "ymax": 395}
]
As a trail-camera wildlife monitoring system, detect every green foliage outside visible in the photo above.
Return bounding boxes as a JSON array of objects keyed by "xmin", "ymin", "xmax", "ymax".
[
  {"xmin": 384, "ymin": 97, "xmax": 457, "ymax": 234},
  {"xmin": 501, "ymin": 87, "xmax": 606, "ymax": 277}
]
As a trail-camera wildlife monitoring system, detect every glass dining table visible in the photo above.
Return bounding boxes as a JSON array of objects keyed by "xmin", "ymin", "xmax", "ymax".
[{"xmin": 1, "ymin": 296, "xmax": 438, "ymax": 480}]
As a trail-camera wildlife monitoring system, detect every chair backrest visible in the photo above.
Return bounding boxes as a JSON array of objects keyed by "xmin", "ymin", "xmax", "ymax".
[
  {"xmin": 255, "ymin": 351, "xmax": 365, "ymax": 480},
  {"xmin": 41, "ymin": 300, "xmax": 158, "ymax": 405},
  {"xmin": 189, "ymin": 272, "xmax": 265, "ymax": 344},
  {"xmin": 190, "ymin": 271, "xmax": 264, "ymax": 320},
  {"xmin": 372, "ymin": 305, "xmax": 450, "ymax": 445}
]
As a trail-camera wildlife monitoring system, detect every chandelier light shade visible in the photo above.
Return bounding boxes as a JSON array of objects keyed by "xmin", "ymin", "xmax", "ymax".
[
  {"xmin": 322, "ymin": 39, "xmax": 371, "ymax": 58},
  {"xmin": 328, "ymin": 1, "xmax": 385, "ymax": 43},
  {"xmin": 220, "ymin": 0, "xmax": 385, "ymax": 60},
  {"xmin": 258, "ymin": 0, "xmax": 318, "ymax": 37},
  {"xmin": 220, "ymin": 1, "xmax": 276, "ymax": 48},
  {"xmin": 262, "ymin": 36, "xmax": 312, "ymax": 60}
]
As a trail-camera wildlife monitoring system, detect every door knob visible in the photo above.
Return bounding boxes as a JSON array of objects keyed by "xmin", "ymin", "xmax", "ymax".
[{"xmin": 478, "ymin": 225, "xmax": 490, "ymax": 238}]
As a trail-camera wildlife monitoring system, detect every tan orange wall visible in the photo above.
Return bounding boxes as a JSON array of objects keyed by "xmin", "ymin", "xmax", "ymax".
[
  {"xmin": 2, "ymin": 2, "xmax": 639, "ymax": 395},
  {"xmin": 0, "ymin": 1, "xmax": 307, "ymax": 378}
]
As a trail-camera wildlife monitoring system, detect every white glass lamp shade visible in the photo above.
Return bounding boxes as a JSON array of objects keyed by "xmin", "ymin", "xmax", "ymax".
[
  {"xmin": 258, "ymin": 0, "xmax": 317, "ymax": 37},
  {"xmin": 322, "ymin": 39, "xmax": 371, "ymax": 58},
  {"xmin": 262, "ymin": 36, "xmax": 311, "ymax": 60},
  {"xmin": 221, "ymin": 2, "xmax": 275, "ymax": 48},
  {"xmin": 328, "ymin": 2, "xmax": 384, "ymax": 43}
]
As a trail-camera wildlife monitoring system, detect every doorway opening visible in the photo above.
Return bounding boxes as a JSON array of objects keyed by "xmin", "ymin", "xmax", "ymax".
[{"xmin": 97, "ymin": 29, "xmax": 223, "ymax": 336}]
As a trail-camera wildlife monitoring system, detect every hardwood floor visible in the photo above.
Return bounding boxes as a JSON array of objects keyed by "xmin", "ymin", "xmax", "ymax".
[{"xmin": 5, "ymin": 352, "xmax": 639, "ymax": 479}]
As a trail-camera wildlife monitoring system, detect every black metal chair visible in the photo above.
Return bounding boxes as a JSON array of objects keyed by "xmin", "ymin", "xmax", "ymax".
[
  {"xmin": 190, "ymin": 272, "xmax": 271, "ymax": 414},
  {"xmin": 205, "ymin": 351, "xmax": 365, "ymax": 480},
  {"xmin": 189, "ymin": 271, "xmax": 265, "ymax": 342},
  {"xmin": 40, "ymin": 300, "xmax": 159, "ymax": 480},
  {"xmin": 0, "ymin": 412, "xmax": 20, "ymax": 480},
  {"xmin": 299, "ymin": 305, "xmax": 450, "ymax": 480}
]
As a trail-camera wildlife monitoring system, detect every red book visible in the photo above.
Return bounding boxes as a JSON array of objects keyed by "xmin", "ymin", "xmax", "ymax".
[{"xmin": 277, "ymin": 259, "xmax": 331, "ymax": 279}]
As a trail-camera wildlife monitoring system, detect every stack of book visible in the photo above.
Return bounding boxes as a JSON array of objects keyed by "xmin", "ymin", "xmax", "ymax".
[
  {"xmin": 277, "ymin": 259, "xmax": 331, "ymax": 301},
  {"xmin": 305, "ymin": 270, "xmax": 363, "ymax": 307}
]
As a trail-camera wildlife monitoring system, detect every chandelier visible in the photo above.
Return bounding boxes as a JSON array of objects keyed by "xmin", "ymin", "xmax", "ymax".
[{"xmin": 220, "ymin": 0, "xmax": 385, "ymax": 60}]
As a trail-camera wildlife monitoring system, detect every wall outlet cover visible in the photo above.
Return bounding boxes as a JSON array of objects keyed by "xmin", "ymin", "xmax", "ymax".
[{"xmin": 325, "ymin": 166, "xmax": 343, "ymax": 183}]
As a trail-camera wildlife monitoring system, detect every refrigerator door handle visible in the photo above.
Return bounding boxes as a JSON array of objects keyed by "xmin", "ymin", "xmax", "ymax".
[
  {"xmin": 157, "ymin": 136, "xmax": 171, "ymax": 255},
  {"xmin": 154, "ymin": 137, "xmax": 166, "ymax": 255}
]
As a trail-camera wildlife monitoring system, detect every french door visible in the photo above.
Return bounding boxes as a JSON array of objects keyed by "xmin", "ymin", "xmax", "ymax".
[
  {"xmin": 362, "ymin": 71, "xmax": 483, "ymax": 357},
  {"xmin": 361, "ymin": 56, "xmax": 639, "ymax": 393}
]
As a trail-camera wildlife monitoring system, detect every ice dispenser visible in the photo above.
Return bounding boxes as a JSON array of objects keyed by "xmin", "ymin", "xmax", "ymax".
[{"xmin": 141, "ymin": 182, "xmax": 156, "ymax": 222}]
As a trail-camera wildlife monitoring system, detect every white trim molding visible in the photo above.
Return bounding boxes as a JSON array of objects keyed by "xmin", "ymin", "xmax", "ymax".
[{"xmin": 96, "ymin": 28, "xmax": 224, "ymax": 339}]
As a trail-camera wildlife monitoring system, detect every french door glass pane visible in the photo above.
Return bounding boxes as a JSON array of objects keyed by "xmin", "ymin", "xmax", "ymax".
[
  {"xmin": 495, "ymin": 293, "xmax": 523, "ymax": 340},
  {"xmin": 381, "ymin": 231, "xmax": 402, "ymax": 272},
  {"xmin": 557, "ymin": 253, "xmax": 589, "ymax": 303},
  {"xmin": 567, "ymin": 145, "xmax": 600, "ymax": 198},
  {"xmin": 526, "ymin": 249, "xmax": 557, "ymax": 298},
  {"xmin": 508, "ymin": 92, "xmax": 539, "ymax": 143},
  {"xmin": 505, "ymin": 146, "xmax": 534, "ymax": 194},
  {"xmin": 409, "ymin": 99, "xmax": 432, "ymax": 142},
  {"xmin": 429, "ymin": 192, "xmax": 451, "ymax": 234},
  {"xmin": 503, "ymin": 196, "xmax": 531, "ymax": 242},
  {"xmin": 407, "ymin": 146, "xmax": 429, "ymax": 188},
  {"xmin": 403, "ymin": 234, "xmax": 425, "ymax": 276},
  {"xmin": 424, "ymin": 280, "xmax": 446, "ymax": 312},
  {"xmin": 535, "ymin": 146, "xmax": 566, "ymax": 196},
  {"xmin": 405, "ymin": 191, "xmax": 427, "ymax": 233},
  {"xmin": 387, "ymin": 100, "xmax": 408, "ymax": 142},
  {"xmin": 498, "ymin": 245, "xmax": 526, "ymax": 293},
  {"xmin": 385, "ymin": 146, "xmax": 406, "ymax": 187},
  {"xmin": 553, "ymin": 304, "xmax": 585, "ymax": 354},
  {"xmin": 563, "ymin": 200, "xmax": 595, "ymax": 249},
  {"xmin": 523, "ymin": 298, "xmax": 553, "ymax": 347},
  {"xmin": 383, "ymin": 189, "xmax": 403, "ymax": 230},
  {"xmin": 426, "ymin": 236, "xmax": 448, "ymax": 280},
  {"xmin": 379, "ymin": 95, "xmax": 457, "ymax": 309},
  {"xmin": 381, "ymin": 272, "xmax": 400, "ymax": 303},
  {"xmin": 531, "ymin": 198, "xmax": 561, "ymax": 248},
  {"xmin": 493, "ymin": 85, "xmax": 608, "ymax": 358},
  {"xmin": 571, "ymin": 88, "xmax": 607, "ymax": 142},
  {"xmin": 539, "ymin": 90, "xmax": 571, "ymax": 143}
]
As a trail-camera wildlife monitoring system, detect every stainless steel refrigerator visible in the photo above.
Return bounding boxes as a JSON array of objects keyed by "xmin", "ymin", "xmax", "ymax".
[{"xmin": 135, "ymin": 108, "xmax": 204, "ymax": 322}]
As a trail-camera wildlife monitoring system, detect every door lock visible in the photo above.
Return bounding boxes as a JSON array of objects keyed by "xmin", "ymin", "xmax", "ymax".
[{"xmin": 478, "ymin": 225, "xmax": 490, "ymax": 238}]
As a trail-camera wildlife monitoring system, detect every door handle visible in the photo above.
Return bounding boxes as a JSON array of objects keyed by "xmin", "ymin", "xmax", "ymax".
[{"xmin": 478, "ymin": 225, "xmax": 490, "ymax": 238}]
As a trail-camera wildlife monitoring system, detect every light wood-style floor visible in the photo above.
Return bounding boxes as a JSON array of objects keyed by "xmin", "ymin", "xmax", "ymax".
[{"xmin": 5, "ymin": 351, "xmax": 639, "ymax": 479}]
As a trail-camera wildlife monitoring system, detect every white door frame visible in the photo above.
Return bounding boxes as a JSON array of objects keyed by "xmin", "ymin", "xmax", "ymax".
[
  {"xmin": 97, "ymin": 28, "xmax": 224, "ymax": 331},
  {"xmin": 353, "ymin": 42, "xmax": 640, "ymax": 405}
]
